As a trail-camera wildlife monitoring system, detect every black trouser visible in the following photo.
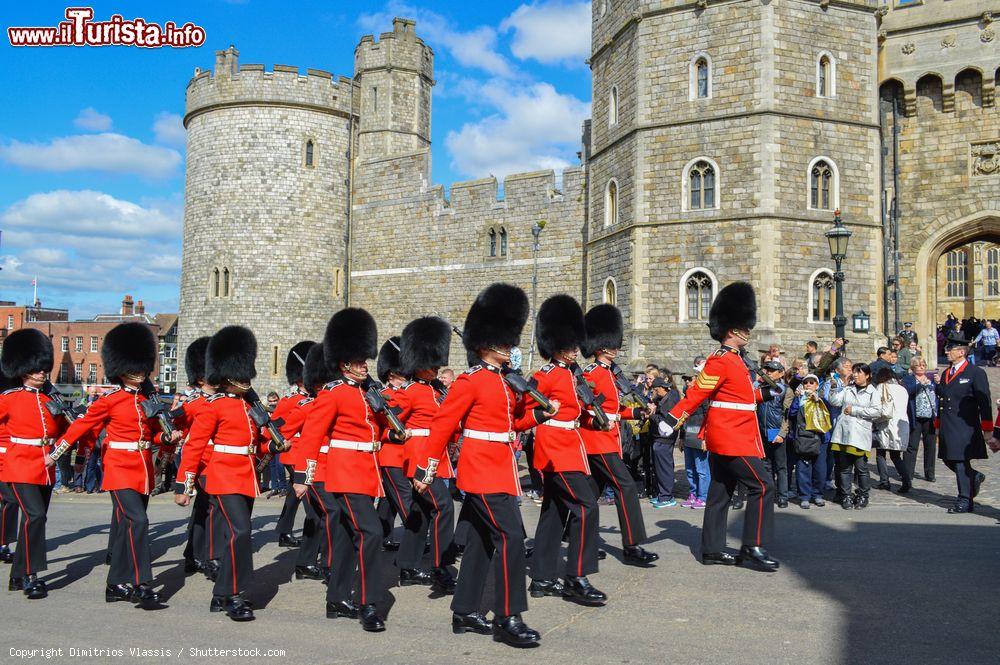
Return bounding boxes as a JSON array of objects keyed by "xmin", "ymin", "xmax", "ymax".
[
  {"xmin": 295, "ymin": 484, "xmax": 323, "ymax": 568},
  {"xmin": 379, "ymin": 466, "xmax": 412, "ymax": 545},
  {"xmin": 834, "ymin": 451, "xmax": 870, "ymax": 497},
  {"xmin": 275, "ymin": 465, "xmax": 304, "ymax": 537},
  {"xmin": 905, "ymin": 418, "xmax": 937, "ymax": 480},
  {"xmin": 108, "ymin": 489, "xmax": 153, "ymax": 586},
  {"xmin": 532, "ymin": 471, "xmax": 599, "ymax": 580},
  {"xmin": 587, "ymin": 452, "xmax": 647, "ymax": 547},
  {"xmin": 8, "ymin": 483, "xmax": 51, "ymax": 579},
  {"xmin": 764, "ymin": 440, "xmax": 788, "ymax": 501},
  {"xmin": 214, "ymin": 494, "xmax": 255, "ymax": 597},
  {"xmin": 702, "ymin": 454, "xmax": 774, "ymax": 554},
  {"xmin": 208, "ymin": 495, "xmax": 226, "ymax": 562},
  {"xmin": 56, "ymin": 454, "xmax": 73, "ymax": 490},
  {"xmin": 875, "ymin": 449, "xmax": 911, "ymax": 484},
  {"xmin": 640, "ymin": 436, "xmax": 655, "ymax": 496},
  {"xmin": 398, "ymin": 477, "xmax": 455, "ymax": 570},
  {"xmin": 108, "ymin": 498, "xmax": 121, "ymax": 560},
  {"xmin": 308, "ymin": 482, "xmax": 340, "ymax": 569},
  {"xmin": 182, "ymin": 477, "xmax": 211, "ymax": 565},
  {"xmin": 452, "ymin": 493, "xmax": 528, "ymax": 618},
  {"xmin": 652, "ymin": 440, "xmax": 676, "ymax": 500},
  {"xmin": 328, "ymin": 493, "xmax": 383, "ymax": 606},
  {"xmin": 521, "ymin": 433, "xmax": 544, "ymax": 495},
  {"xmin": 944, "ymin": 460, "xmax": 979, "ymax": 502},
  {"xmin": 0, "ymin": 481, "xmax": 20, "ymax": 549}
]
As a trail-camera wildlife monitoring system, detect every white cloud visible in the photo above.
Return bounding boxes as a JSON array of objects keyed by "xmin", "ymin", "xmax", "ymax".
[
  {"xmin": 0, "ymin": 133, "xmax": 181, "ymax": 178},
  {"xmin": 2, "ymin": 190, "xmax": 181, "ymax": 238},
  {"xmin": 73, "ymin": 107, "xmax": 113, "ymax": 131},
  {"xmin": 152, "ymin": 112, "xmax": 186, "ymax": 148},
  {"xmin": 445, "ymin": 80, "xmax": 589, "ymax": 180},
  {"xmin": 501, "ymin": 2, "xmax": 591, "ymax": 66}
]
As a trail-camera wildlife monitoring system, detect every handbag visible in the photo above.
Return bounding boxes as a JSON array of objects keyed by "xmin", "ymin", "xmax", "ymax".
[{"xmin": 802, "ymin": 395, "xmax": 832, "ymax": 434}]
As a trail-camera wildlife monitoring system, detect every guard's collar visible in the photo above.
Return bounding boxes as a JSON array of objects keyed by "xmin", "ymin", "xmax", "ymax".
[
  {"xmin": 344, "ymin": 377, "xmax": 359, "ymax": 386},
  {"xmin": 720, "ymin": 344, "xmax": 738, "ymax": 353},
  {"xmin": 122, "ymin": 385, "xmax": 140, "ymax": 394},
  {"xmin": 596, "ymin": 359, "xmax": 611, "ymax": 368},
  {"xmin": 481, "ymin": 362, "xmax": 503, "ymax": 373},
  {"xmin": 553, "ymin": 360, "xmax": 569, "ymax": 368}
]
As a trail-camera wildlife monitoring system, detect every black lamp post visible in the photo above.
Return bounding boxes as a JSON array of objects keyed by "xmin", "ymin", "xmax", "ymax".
[
  {"xmin": 526, "ymin": 220, "xmax": 546, "ymax": 370},
  {"xmin": 825, "ymin": 209, "xmax": 853, "ymax": 340}
]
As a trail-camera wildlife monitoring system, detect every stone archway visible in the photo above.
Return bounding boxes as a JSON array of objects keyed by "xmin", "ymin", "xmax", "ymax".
[{"xmin": 916, "ymin": 211, "xmax": 1000, "ymax": 361}]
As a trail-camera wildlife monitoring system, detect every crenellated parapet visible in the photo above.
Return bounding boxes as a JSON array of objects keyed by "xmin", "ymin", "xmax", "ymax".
[{"xmin": 354, "ymin": 18, "xmax": 434, "ymax": 83}]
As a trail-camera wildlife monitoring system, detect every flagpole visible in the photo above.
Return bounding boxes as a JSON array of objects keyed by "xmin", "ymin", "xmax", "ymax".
[{"xmin": 32, "ymin": 276, "xmax": 37, "ymax": 306}]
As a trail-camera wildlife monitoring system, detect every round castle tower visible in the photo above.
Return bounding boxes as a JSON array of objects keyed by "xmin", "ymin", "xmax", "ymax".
[{"xmin": 178, "ymin": 46, "xmax": 356, "ymax": 395}]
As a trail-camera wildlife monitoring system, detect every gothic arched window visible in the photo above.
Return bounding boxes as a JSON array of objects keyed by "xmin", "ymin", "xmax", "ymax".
[
  {"xmin": 211, "ymin": 268, "xmax": 220, "ymax": 298},
  {"xmin": 499, "ymin": 227, "xmax": 508, "ymax": 257},
  {"xmin": 817, "ymin": 53, "xmax": 835, "ymax": 98},
  {"xmin": 685, "ymin": 271, "xmax": 714, "ymax": 321},
  {"xmin": 812, "ymin": 270, "xmax": 834, "ymax": 322},
  {"xmin": 609, "ymin": 86, "xmax": 619, "ymax": 126},
  {"xmin": 604, "ymin": 180, "xmax": 619, "ymax": 227},
  {"xmin": 304, "ymin": 140, "xmax": 315, "ymax": 167},
  {"xmin": 604, "ymin": 277, "xmax": 617, "ymax": 305},
  {"xmin": 488, "ymin": 228, "xmax": 497, "ymax": 257},
  {"xmin": 946, "ymin": 249, "xmax": 968, "ymax": 298},
  {"xmin": 810, "ymin": 159, "xmax": 834, "ymax": 210},
  {"xmin": 988, "ymin": 248, "xmax": 999, "ymax": 297},
  {"xmin": 222, "ymin": 267, "xmax": 231, "ymax": 297},
  {"xmin": 688, "ymin": 160, "xmax": 716, "ymax": 210}
]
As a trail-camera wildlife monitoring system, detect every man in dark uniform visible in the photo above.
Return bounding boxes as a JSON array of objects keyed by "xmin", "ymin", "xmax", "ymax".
[
  {"xmin": 658, "ymin": 282, "xmax": 780, "ymax": 571},
  {"xmin": 936, "ymin": 332, "xmax": 991, "ymax": 514},
  {"xmin": 898, "ymin": 322, "xmax": 918, "ymax": 346}
]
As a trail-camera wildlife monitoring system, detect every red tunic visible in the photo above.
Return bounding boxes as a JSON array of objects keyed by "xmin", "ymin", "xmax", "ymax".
[
  {"xmin": 665, "ymin": 346, "xmax": 766, "ymax": 457},
  {"xmin": 59, "ymin": 387, "xmax": 172, "ymax": 494},
  {"xmin": 417, "ymin": 364, "xmax": 539, "ymax": 496},
  {"xmin": 176, "ymin": 392, "xmax": 214, "ymax": 476},
  {"xmin": 395, "ymin": 379, "xmax": 454, "ymax": 479},
  {"xmin": 272, "ymin": 390, "xmax": 306, "ymax": 465},
  {"xmin": 579, "ymin": 362, "xmax": 642, "ymax": 456},
  {"xmin": 298, "ymin": 379, "xmax": 387, "ymax": 497},
  {"xmin": 176, "ymin": 393, "xmax": 263, "ymax": 497},
  {"xmin": 376, "ymin": 386, "xmax": 407, "ymax": 469},
  {"xmin": 0, "ymin": 387, "xmax": 65, "ymax": 485},
  {"xmin": 524, "ymin": 362, "xmax": 590, "ymax": 473},
  {"xmin": 277, "ymin": 395, "xmax": 315, "ymax": 474}
]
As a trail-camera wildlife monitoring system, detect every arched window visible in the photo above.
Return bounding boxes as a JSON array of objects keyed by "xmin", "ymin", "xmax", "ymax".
[
  {"xmin": 811, "ymin": 270, "xmax": 834, "ymax": 322},
  {"xmin": 689, "ymin": 54, "xmax": 712, "ymax": 100},
  {"xmin": 609, "ymin": 86, "xmax": 619, "ymax": 126},
  {"xmin": 688, "ymin": 160, "xmax": 716, "ymax": 210},
  {"xmin": 488, "ymin": 228, "xmax": 497, "ymax": 257},
  {"xmin": 304, "ymin": 140, "xmax": 315, "ymax": 167},
  {"xmin": 988, "ymin": 248, "xmax": 999, "ymax": 297},
  {"xmin": 696, "ymin": 59, "xmax": 709, "ymax": 98},
  {"xmin": 222, "ymin": 267, "xmax": 231, "ymax": 297},
  {"xmin": 679, "ymin": 268, "xmax": 717, "ymax": 322},
  {"xmin": 808, "ymin": 157, "xmax": 839, "ymax": 211},
  {"xmin": 604, "ymin": 179, "xmax": 619, "ymax": 227},
  {"xmin": 499, "ymin": 227, "xmax": 508, "ymax": 257},
  {"xmin": 816, "ymin": 52, "xmax": 836, "ymax": 98},
  {"xmin": 946, "ymin": 249, "xmax": 968, "ymax": 298},
  {"xmin": 211, "ymin": 268, "xmax": 220, "ymax": 297},
  {"xmin": 603, "ymin": 277, "xmax": 617, "ymax": 305}
]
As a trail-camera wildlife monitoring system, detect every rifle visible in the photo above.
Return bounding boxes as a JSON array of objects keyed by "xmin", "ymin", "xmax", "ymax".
[
  {"xmin": 41, "ymin": 381, "xmax": 85, "ymax": 423},
  {"xmin": 609, "ymin": 363, "xmax": 649, "ymax": 409},
  {"xmin": 571, "ymin": 363, "xmax": 610, "ymax": 430},
  {"xmin": 739, "ymin": 348, "xmax": 780, "ymax": 392},
  {"xmin": 362, "ymin": 377, "xmax": 407, "ymax": 439},
  {"xmin": 246, "ymin": 387, "xmax": 291, "ymax": 473},
  {"xmin": 139, "ymin": 378, "xmax": 182, "ymax": 438}
]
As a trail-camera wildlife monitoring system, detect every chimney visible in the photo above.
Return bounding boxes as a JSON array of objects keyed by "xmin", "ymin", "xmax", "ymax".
[
  {"xmin": 121, "ymin": 295, "xmax": 134, "ymax": 317},
  {"xmin": 135, "ymin": 300, "xmax": 145, "ymax": 315}
]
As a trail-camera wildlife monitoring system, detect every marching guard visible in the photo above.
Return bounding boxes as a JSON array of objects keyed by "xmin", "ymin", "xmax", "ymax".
[
  {"xmin": 413, "ymin": 283, "xmax": 557, "ymax": 648},
  {"xmin": 374, "ymin": 337, "xmax": 412, "ymax": 559},
  {"xmin": 658, "ymin": 282, "xmax": 780, "ymax": 571},
  {"xmin": 271, "ymin": 341, "xmax": 315, "ymax": 548},
  {"xmin": 525, "ymin": 295, "xmax": 606, "ymax": 606},
  {"xmin": 57, "ymin": 322, "xmax": 182, "ymax": 606},
  {"xmin": 0, "ymin": 329, "xmax": 67, "ymax": 599},
  {"xmin": 0, "ymin": 373, "xmax": 19, "ymax": 565},
  {"xmin": 579, "ymin": 305, "xmax": 659, "ymax": 566}
]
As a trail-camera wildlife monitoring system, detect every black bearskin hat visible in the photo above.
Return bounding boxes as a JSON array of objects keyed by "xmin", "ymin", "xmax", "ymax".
[
  {"xmin": 582, "ymin": 304, "xmax": 624, "ymax": 357},
  {"xmin": 286, "ymin": 340, "xmax": 315, "ymax": 385},
  {"xmin": 400, "ymin": 316, "xmax": 451, "ymax": 376},
  {"xmin": 708, "ymin": 281, "xmax": 757, "ymax": 342},
  {"xmin": 462, "ymin": 283, "xmax": 529, "ymax": 356},
  {"xmin": 323, "ymin": 308, "xmax": 378, "ymax": 371},
  {"xmin": 302, "ymin": 343, "xmax": 334, "ymax": 392},
  {"xmin": 376, "ymin": 337, "xmax": 402, "ymax": 383},
  {"xmin": 206, "ymin": 325, "xmax": 257, "ymax": 385},
  {"xmin": 102, "ymin": 322, "xmax": 157, "ymax": 380},
  {"xmin": 184, "ymin": 336, "xmax": 211, "ymax": 386},
  {"xmin": 1, "ymin": 328, "xmax": 54, "ymax": 379},
  {"xmin": 537, "ymin": 294, "xmax": 586, "ymax": 361}
]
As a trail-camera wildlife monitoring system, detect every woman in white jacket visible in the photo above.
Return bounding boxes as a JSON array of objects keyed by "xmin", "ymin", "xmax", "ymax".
[
  {"xmin": 873, "ymin": 367, "xmax": 913, "ymax": 493},
  {"xmin": 827, "ymin": 364, "xmax": 883, "ymax": 510}
]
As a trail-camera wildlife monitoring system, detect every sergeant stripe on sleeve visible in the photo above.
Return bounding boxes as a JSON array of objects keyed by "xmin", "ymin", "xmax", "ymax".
[{"xmin": 694, "ymin": 371, "xmax": 720, "ymax": 391}]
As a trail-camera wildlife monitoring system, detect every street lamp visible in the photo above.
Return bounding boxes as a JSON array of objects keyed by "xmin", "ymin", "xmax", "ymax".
[
  {"xmin": 526, "ymin": 220, "xmax": 546, "ymax": 371},
  {"xmin": 852, "ymin": 310, "xmax": 870, "ymax": 334},
  {"xmin": 825, "ymin": 209, "xmax": 853, "ymax": 340}
]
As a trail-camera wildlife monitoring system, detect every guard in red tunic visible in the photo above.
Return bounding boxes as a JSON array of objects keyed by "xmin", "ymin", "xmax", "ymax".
[
  {"xmin": 57, "ymin": 323, "xmax": 181, "ymax": 605},
  {"xmin": 0, "ymin": 329, "xmax": 66, "ymax": 599},
  {"xmin": 174, "ymin": 326, "xmax": 285, "ymax": 621},
  {"xmin": 395, "ymin": 316, "xmax": 457, "ymax": 594},
  {"xmin": 578, "ymin": 305, "xmax": 659, "ymax": 566},
  {"xmin": 525, "ymin": 295, "xmax": 606, "ymax": 606},
  {"xmin": 272, "ymin": 341, "xmax": 314, "ymax": 548},
  {"xmin": 413, "ymin": 283, "xmax": 556, "ymax": 648},
  {"xmin": 296, "ymin": 308, "xmax": 395, "ymax": 632},
  {"xmin": 0, "ymin": 373, "xmax": 19, "ymax": 565},
  {"xmin": 658, "ymin": 282, "xmax": 779, "ymax": 571}
]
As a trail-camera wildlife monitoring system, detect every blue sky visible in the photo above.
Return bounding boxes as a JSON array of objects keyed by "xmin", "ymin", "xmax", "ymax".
[{"xmin": 0, "ymin": 1, "xmax": 591, "ymax": 318}]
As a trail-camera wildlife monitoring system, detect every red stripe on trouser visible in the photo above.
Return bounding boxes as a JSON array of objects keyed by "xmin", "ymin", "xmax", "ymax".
[
  {"xmin": 739, "ymin": 457, "xmax": 765, "ymax": 546},
  {"xmin": 310, "ymin": 487, "xmax": 333, "ymax": 568},
  {"xmin": 385, "ymin": 471, "xmax": 409, "ymax": 520},
  {"xmin": 10, "ymin": 485, "xmax": 30, "ymax": 575},
  {"xmin": 598, "ymin": 454, "xmax": 633, "ymax": 543},
  {"xmin": 112, "ymin": 492, "xmax": 141, "ymax": 586},
  {"xmin": 207, "ymin": 502, "xmax": 214, "ymax": 560},
  {"xmin": 1, "ymin": 502, "xmax": 8, "ymax": 546},
  {"xmin": 427, "ymin": 487, "xmax": 441, "ymax": 566},
  {"xmin": 557, "ymin": 473, "xmax": 585, "ymax": 576},
  {"xmin": 342, "ymin": 497, "xmax": 367, "ymax": 605},
  {"xmin": 480, "ymin": 494, "xmax": 509, "ymax": 617},
  {"xmin": 216, "ymin": 498, "xmax": 240, "ymax": 596}
]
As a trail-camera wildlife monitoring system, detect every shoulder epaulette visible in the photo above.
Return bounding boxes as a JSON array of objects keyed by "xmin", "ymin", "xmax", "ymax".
[
  {"xmin": 464, "ymin": 365, "xmax": 482, "ymax": 375},
  {"xmin": 712, "ymin": 348, "xmax": 728, "ymax": 357},
  {"xmin": 583, "ymin": 362, "xmax": 598, "ymax": 373},
  {"xmin": 322, "ymin": 380, "xmax": 344, "ymax": 391},
  {"xmin": 297, "ymin": 397, "xmax": 314, "ymax": 406},
  {"xmin": 94, "ymin": 387, "xmax": 122, "ymax": 401},
  {"xmin": 2, "ymin": 387, "xmax": 22, "ymax": 395},
  {"xmin": 206, "ymin": 393, "xmax": 227, "ymax": 402},
  {"xmin": 540, "ymin": 363, "xmax": 554, "ymax": 374}
]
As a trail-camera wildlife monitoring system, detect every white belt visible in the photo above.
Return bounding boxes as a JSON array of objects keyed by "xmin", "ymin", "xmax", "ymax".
[
  {"xmin": 708, "ymin": 400, "xmax": 756, "ymax": 412},
  {"xmin": 541, "ymin": 418, "xmax": 579, "ymax": 430},
  {"xmin": 409, "ymin": 428, "xmax": 430, "ymax": 437},
  {"xmin": 463, "ymin": 429, "xmax": 516, "ymax": 443},
  {"xmin": 0, "ymin": 447, "xmax": 6, "ymax": 453},
  {"xmin": 11, "ymin": 437, "xmax": 50, "ymax": 446},
  {"xmin": 107, "ymin": 440, "xmax": 151, "ymax": 451},
  {"xmin": 328, "ymin": 439, "xmax": 378, "ymax": 452},
  {"xmin": 586, "ymin": 411, "xmax": 620, "ymax": 422},
  {"xmin": 213, "ymin": 444, "xmax": 255, "ymax": 455},
  {"xmin": 319, "ymin": 445, "xmax": 329, "ymax": 454}
]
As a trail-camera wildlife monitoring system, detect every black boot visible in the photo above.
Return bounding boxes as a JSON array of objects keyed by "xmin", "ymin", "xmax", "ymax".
[
  {"xmin": 738, "ymin": 546, "xmax": 780, "ymax": 572},
  {"xmin": 222, "ymin": 594, "xmax": 255, "ymax": 621},
  {"xmin": 184, "ymin": 558, "xmax": 203, "ymax": 575},
  {"xmin": 203, "ymin": 559, "xmax": 220, "ymax": 582},
  {"xmin": 359, "ymin": 603, "xmax": 385, "ymax": 632},
  {"xmin": 277, "ymin": 533, "xmax": 301, "ymax": 548},
  {"xmin": 23, "ymin": 575, "xmax": 47, "ymax": 600},
  {"xmin": 294, "ymin": 565, "xmax": 325, "ymax": 580},
  {"xmin": 854, "ymin": 490, "xmax": 869, "ymax": 510},
  {"xmin": 105, "ymin": 583, "xmax": 135, "ymax": 603},
  {"xmin": 432, "ymin": 567, "xmax": 456, "ymax": 594},
  {"xmin": 0, "ymin": 546, "xmax": 13, "ymax": 564},
  {"xmin": 972, "ymin": 472, "xmax": 985, "ymax": 499},
  {"xmin": 623, "ymin": 545, "xmax": 659, "ymax": 566},
  {"xmin": 700, "ymin": 551, "xmax": 738, "ymax": 566},
  {"xmin": 947, "ymin": 498, "xmax": 973, "ymax": 514},
  {"xmin": 840, "ymin": 493, "xmax": 854, "ymax": 510},
  {"xmin": 326, "ymin": 600, "xmax": 359, "ymax": 619},
  {"xmin": 8, "ymin": 576, "xmax": 26, "ymax": 591},
  {"xmin": 452, "ymin": 611, "xmax": 492, "ymax": 635},
  {"xmin": 399, "ymin": 568, "xmax": 434, "ymax": 586},
  {"xmin": 381, "ymin": 538, "xmax": 400, "ymax": 552},
  {"xmin": 563, "ymin": 576, "xmax": 607, "ymax": 606},
  {"xmin": 131, "ymin": 584, "xmax": 161, "ymax": 607},
  {"xmin": 105, "ymin": 551, "xmax": 112, "ymax": 565},
  {"xmin": 493, "ymin": 614, "xmax": 541, "ymax": 648},
  {"xmin": 597, "ymin": 549, "xmax": 607, "ymax": 560},
  {"xmin": 528, "ymin": 579, "xmax": 567, "ymax": 598}
]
